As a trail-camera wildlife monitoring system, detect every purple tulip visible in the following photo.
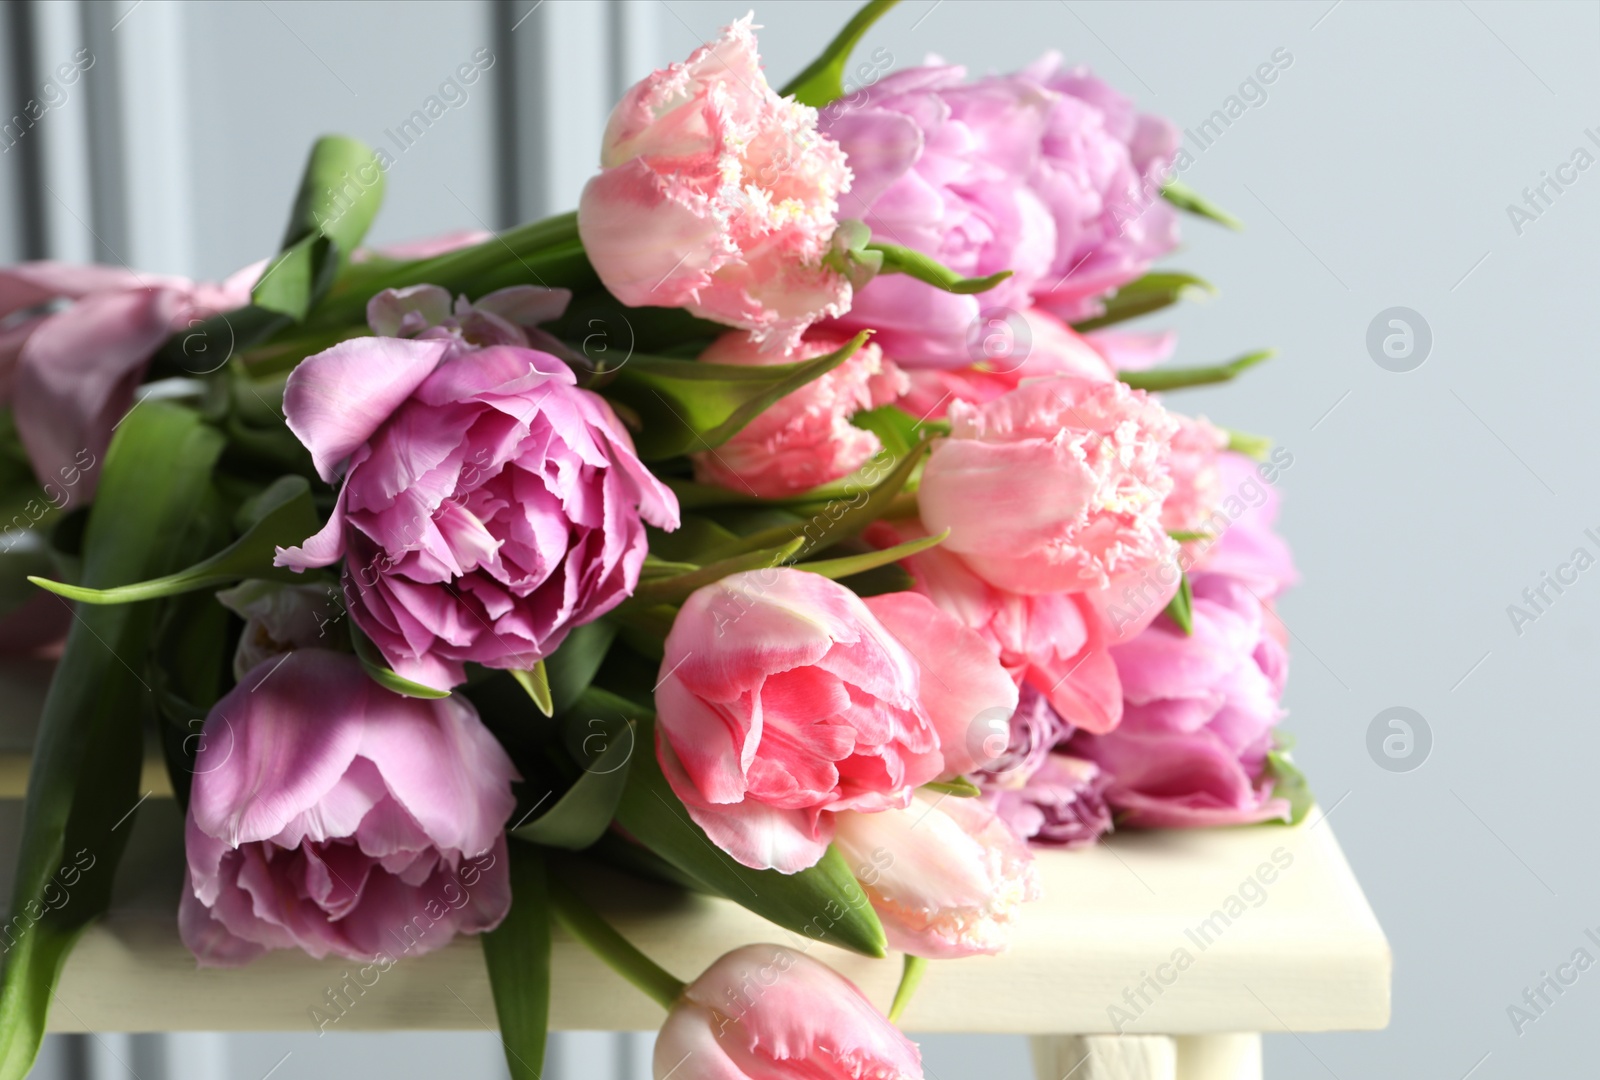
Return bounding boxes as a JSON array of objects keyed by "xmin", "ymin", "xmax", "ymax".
[
  {"xmin": 180, "ymin": 649, "xmax": 519, "ymax": 966},
  {"xmin": 985, "ymin": 752, "xmax": 1113, "ymax": 847},
  {"xmin": 1070, "ymin": 573, "xmax": 1291, "ymax": 828},
  {"xmin": 274, "ymin": 320, "xmax": 679, "ymax": 691},
  {"xmin": 0, "ymin": 260, "xmax": 259, "ymax": 496}
]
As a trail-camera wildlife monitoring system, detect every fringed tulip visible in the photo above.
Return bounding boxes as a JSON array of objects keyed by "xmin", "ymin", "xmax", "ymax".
[
  {"xmin": 654, "ymin": 944, "xmax": 923, "ymax": 1079},
  {"xmin": 690, "ymin": 330, "xmax": 907, "ymax": 497},
  {"xmin": 985, "ymin": 752, "xmax": 1113, "ymax": 848},
  {"xmin": 579, "ymin": 15, "xmax": 853, "ymax": 348},
  {"xmin": 918, "ymin": 375, "xmax": 1179, "ymax": 596}
]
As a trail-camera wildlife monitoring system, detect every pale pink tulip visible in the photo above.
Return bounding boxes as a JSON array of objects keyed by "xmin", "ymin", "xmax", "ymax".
[
  {"xmin": 655, "ymin": 944, "xmax": 922, "ymax": 1079},
  {"xmin": 833, "ymin": 791, "xmax": 1041, "ymax": 959}
]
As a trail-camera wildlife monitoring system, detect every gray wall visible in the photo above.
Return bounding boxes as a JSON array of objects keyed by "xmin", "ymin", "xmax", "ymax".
[{"xmin": 6, "ymin": 1, "xmax": 1596, "ymax": 1077}]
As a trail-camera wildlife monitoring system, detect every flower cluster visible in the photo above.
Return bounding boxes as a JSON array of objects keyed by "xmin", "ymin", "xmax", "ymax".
[{"xmin": 0, "ymin": 9, "xmax": 1303, "ymax": 1080}]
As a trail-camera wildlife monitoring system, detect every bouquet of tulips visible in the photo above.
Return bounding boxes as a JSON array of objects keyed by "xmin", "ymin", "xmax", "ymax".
[{"xmin": 0, "ymin": 3, "xmax": 1308, "ymax": 1076}]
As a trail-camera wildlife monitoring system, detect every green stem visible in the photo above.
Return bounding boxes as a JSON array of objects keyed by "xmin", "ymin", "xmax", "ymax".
[
  {"xmin": 888, "ymin": 954, "xmax": 926, "ymax": 1024},
  {"xmin": 546, "ymin": 876, "xmax": 686, "ymax": 1010}
]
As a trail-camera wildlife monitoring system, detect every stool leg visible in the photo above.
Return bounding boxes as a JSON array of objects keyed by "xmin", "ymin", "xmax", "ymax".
[
  {"xmin": 1030, "ymin": 1035, "xmax": 1178, "ymax": 1080},
  {"xmin": 1174, "ymin": 1034, "xmax": 1263, "ymax": 1080}
]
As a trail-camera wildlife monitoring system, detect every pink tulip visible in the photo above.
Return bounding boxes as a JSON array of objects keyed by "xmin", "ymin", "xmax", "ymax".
[
  {"xmin": 1023, "ymin": 58, "xmax": 1181, "ymax": 323},
  {"xmin": 1084, "ymin": 328, "xmax": 1177, "ymax": 372},
  {"xmin": 690, "ymin": 330, "xmax": 907, "ymax": 498},
  {"xmin": 654, "ymin": 944, "xmax": 923, "ymax": 1080},
  {"xmin": 578, "ymin": 15, "xmax": 852, "ymax": 349},
  {"xmin": 833, "ymin": 791, "xmax": 1042, "ymax": 959},
  {"xmin": 984, "ymin": 751, "xmax": 1113, "ymax": 848},
  {"xmin": 1192, "ymin": 451, "xmax": 1298, "ymax": 599},
  {"xmin": 864, "ymin": 589, "xmax": 1020, "ymax": 779},
  {"xmin": 918, "ymin": 375, "xmax": 1179, "ymax": 596},
  {"xmin": 868, "ymin": 519, "xmax": 1123, "ymax": 735},
  {"xmin": 1070, "ymin": 573, "xmax": 1292, "ymax": 828},
  {"xmin": 179, "ymin": 649, "xmax": 518, "ymax": 965},
  {"xmin": 895, "ymin": 308, "xmax": 1115, "ymax": 422},
  {"xmin": 654, "ymin": 570, "xmax": 1015, "ymax": 872},
  {"xmin": 274, "ymin": 331, "xmax": 679, "ymax": 692},
  {"xmin": 1162, "ymin": 414, "xmax": 1229, "ymax": 538},
  {"xmin": 2, "ymin": 260, "xmax": 258, "ymax": 496}
]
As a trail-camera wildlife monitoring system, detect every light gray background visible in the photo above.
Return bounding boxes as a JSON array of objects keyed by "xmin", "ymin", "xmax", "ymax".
[{"xmin": 4, "ymin": 0, "xmax": 1595, "ymax": 1077}]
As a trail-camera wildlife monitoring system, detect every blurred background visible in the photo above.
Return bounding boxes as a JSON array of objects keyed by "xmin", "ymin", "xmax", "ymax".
[{"xmin": 4, "ymin": 0, "xmax": 1597, "ymax": 1076}]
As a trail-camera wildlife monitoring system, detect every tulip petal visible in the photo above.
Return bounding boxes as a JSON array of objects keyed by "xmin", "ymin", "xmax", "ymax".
[{"xmin": 283, "ymin": 336, "xmax": 450, "ymax": 482}]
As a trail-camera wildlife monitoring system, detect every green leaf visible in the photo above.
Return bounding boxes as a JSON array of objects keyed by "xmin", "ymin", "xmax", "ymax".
[
  {"xmin": 511, "ymin": 661, "xmax": 555, "ymax": 718},
  {"xmin": 779, "ymin": 0, "xmax": 900, "ymax": 107},
  {"xmin": 602, "ymin": 334, "xmax": 869, "ymax": 460},
  {"xmin": 889, "ymin": 954, "xmax": 927, "ymax": 1023},
  {"xmin": 1167, "ymin": 530, "xmax": 1213, "ymax": 543},
  {"xmin": 483, "ymin": 841, "xmax": 551, "ymax": 1080},
  {"xmin": 1164, "ymin": 573, "xmax": 1194, "ymax": 635},
  {"xmin": 1161, "ymin": 181, "xmax": 1244, "ymax": 230},
  {"xmin": 1262, "ymin": 743, "xmax": 1314, "ymax": 827},
  {"xmin": 544, "ymin": 620, "xmax": 618, "ymax": 716},
  {"xmin": 796, "ymin": 529, "xmax": 948, "ymax": 581},
  {"xmin": 849, "ymin": 404, "xmax": 922, "ymax": 459},
  {"xmin": 624, "ymin": 538, "xmax": 805, "ymax": 608},
  {"xmin": 0, "ymin": 403, "xmax": 224, "ymax": 1080},
  {"xmin": 868, "ymin": 242, "xmax": 1011, "ymax": 295},
  {"xmin": 1225, "ymin": 428, "xmax": 1273, "ymax": 460},
  {"xmin": 304, "ymin": 212, "xmax": 590, "ymax": 332},
  {"xmin": 253, "ymin": 136, "xmax": 386, "ymax": 320},
  {"xmin": 25, "ymin": 475, "xmax": 318, "ymax": 605},
  {"xmin": 1119, "ymin": 350, "xmax": 1276, "ymax": 393},
  {"xmin": 511, "ymin": 718, "xmax": 635, "ymax": 851},
  {"xmin": 351, "ymin": 623, "xmax": 451, "ymax": 699},
  {"xmin": 593, "ymin": 689, "xmax": 887, "ymax": 958},
  {"xmin": 1072, "ymin": 272, "xmax": 1216, "ymax": 332},
  {"xmin": 922, "ymin": 776, "xmax": 980, "ymax": 798}
]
